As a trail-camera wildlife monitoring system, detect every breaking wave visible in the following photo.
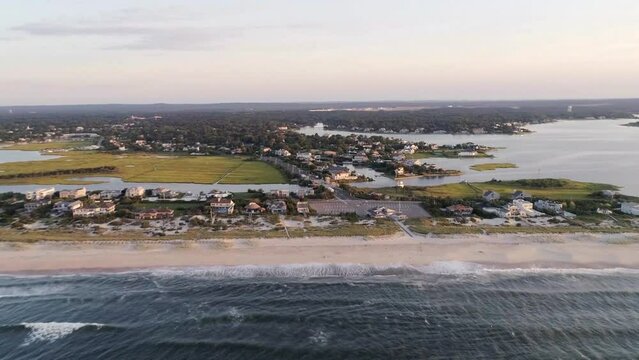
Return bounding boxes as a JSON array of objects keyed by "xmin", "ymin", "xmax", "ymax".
[
  {"xmin": 19, "ymin": 322, "xmax": 105, "ymax": 345},
  {"xmin": 146, "ymin": 262, "xmax": 639, "ymax": 279}
]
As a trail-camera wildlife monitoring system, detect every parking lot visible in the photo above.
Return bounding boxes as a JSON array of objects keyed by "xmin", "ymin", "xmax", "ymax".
[{"xmin": 308, "ymin": 200, "xmax": 430, "ymax": 218}]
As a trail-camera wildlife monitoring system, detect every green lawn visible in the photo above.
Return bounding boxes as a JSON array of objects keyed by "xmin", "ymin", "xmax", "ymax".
[
  {"xmin": 470, "ymin": 162, "xmax": 518, "ymax": 171},
  {"xmin": 361, "ymin": 178, "xmax": 619, "ymax": 201},
  {"xmin": 0, "ymin": 151, "xmax": 286, "ymax": 185}
]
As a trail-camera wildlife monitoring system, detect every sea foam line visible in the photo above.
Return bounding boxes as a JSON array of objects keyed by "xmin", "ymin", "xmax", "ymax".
[{"xmin": 20, "ymin": 322, "xmax": 104, "ymax": 345}]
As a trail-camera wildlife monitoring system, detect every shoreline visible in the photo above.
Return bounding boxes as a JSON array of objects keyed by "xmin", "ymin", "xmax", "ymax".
[{"xmin": 2, "ymin": 232, "xmax": 639, "ymax": 275}]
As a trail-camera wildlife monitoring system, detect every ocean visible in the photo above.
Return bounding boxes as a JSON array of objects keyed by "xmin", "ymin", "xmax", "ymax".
[{"xmin": 2, "ymin": 263, "xmax": 639, "ymax": 359}]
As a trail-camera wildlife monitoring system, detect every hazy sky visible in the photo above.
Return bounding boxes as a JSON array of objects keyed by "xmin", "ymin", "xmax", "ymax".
[{"xmin": 1, "ymin": 0, "xmax": 638, "ymax": 105}]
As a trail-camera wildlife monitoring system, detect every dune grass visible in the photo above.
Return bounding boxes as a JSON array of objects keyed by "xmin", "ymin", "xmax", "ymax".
[
  {"xmin": 470, "ymin": 163, "xmax": 518, "ymax": 171},
  {"xmin": 0, "ymin": 151, "xmax": 286, "ymax": 185}
]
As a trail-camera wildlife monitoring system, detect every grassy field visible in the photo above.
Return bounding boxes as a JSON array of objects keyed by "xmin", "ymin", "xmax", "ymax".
[
  {"xmin": 0, "ymin": 151, "xmax": 286, "ymax": 185},
  {"xmin": 1, "ymin": 140, "xmax": 94, "ymax": 151},
  {"xmin": 470, "ymin": 163, "xmax": 518, "ymax": 171},
  {"xmin": 363, "ymin": 179, "xmax": 619, "ymax": 201}
]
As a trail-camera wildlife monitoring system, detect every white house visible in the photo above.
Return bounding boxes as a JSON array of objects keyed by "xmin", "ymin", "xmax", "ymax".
[
  {"xmin": 534, "ymin": 200, "xmax": 563, "ymax": 214},
  {"xmin": 458, "ymin": 151, "xmax": 478, "ymax": 157},
  {"xmin": 25, "ymin": 187, "xmax": 55, "ymax": 201},
  {"xmin": 53, "ymin": 200, "xmax": 83, "ymax": 213},
  {"xmin": 296, "ymin": 152, "xmax": 314, "ymax": 161},
  {"xmin": 125, "ymin": 186, "xmax": 145, "ymax": 198},
  {"xmin": 482, "ymin": 190, "xmax": 500, "ymax": 202},
  {"xmin": 100, "ymin": 190, "xmax": 122, "ymax": 200},
  {"xmin": 620, "ymin": 202, "xmax": 639, "ymax": 216},
  {"xmin": 503, "ymin": 199, "xmax": 537, "ymax": 218}
]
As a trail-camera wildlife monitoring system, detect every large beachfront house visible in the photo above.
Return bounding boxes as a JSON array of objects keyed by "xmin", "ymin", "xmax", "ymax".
[
  {"xmin": 25, "ymin": 187, "xmax": 55, "ymax": 201},
  {"xmin": 125, "ymin": 186, "xmax": 146, "ymax": 198},
  {"xmin": 326, "ymin": 166, "xmax": 352, "ymax": 181},
  {"xmin": 209, "ymin": 197, "xmax": 235, "ymax": 214},
  {"xmin": 53, "ymin": 200, "xmax": 83, "ymax": 213},
  {"xmin": 59, "ymin": 187, "xmax": 87, "ymax": 200},
  {"xmin": 72, "ymin": 201, "xmax": 116, "ymax": 218},
  {"xmin": 534, "ymin": 200, "xmax": 563, "ymax": 214}
]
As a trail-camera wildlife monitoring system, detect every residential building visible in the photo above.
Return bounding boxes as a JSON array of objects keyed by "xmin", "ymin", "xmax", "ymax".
[
  {"xmin": 270, "ymin": 189, "xmax": 290, "ymax": 198},
  {"xmin": 597, "ymin": 208, "xmax": 613, "ymax": 215},
  {"xmin": 53, "ymin": 200, "xmax": 83, "ymax": 213},
  {"xmin": 151, "ymin": 187, "xmax": 179, "ymax": 199},
  {"xmin": 273, "ymin": 149, "xmax": 291, "ymax": 157},
  {"xmin": 125, "ymin": 186, "xmax": 145, "ymax": 198},
  {"xmin": 209, "ymin": 197, "xmax": 235, "ymax": 214},
  {"xmin": 353, "ymin": 154, "xmax": 369, "ymax": 163},
  {"xmin": 25, "ymin": 187, "xmax": 55, "ymax": 201},
  {"xmin": 134, "ymin": 208, "xmax": 175, "ymax": 220},
  {"xmin": 394, "ymin": 167, "xmax": 405, "ymax": 177},
  {"xmin": 621, "ymin": 202, "xmax": 639, "ymax": 216},
  {"xmin": 296, "ymin": 152, "xmax": 314, "ymax": 161},
  {"xmin": 482, "ymin": 190, "xmax": 500, "ymax": 202},
  {"xmin": 512, "ymin": 190, "xmax": 531, "ymax": 200},
  {"xmin": 504, "ymin": 199, "xmax": 536, "ymax": 218},
  {"xmin": 296, "ymin": 201, "xmax": 310, "ymax": 215},
  {"xmin": 268, "ymin": 200, "xmax": 288, "ymax": 215},
  {"xmin": 72, "ymin": 201, "xmax": 116, "ymax": 218},
  {"xmin": 297, "ymin": 187, "xmax": 315, "ymax": 199},
  {"xmin": 24, "ymin": 200, "xmax": 51, "ymax": 212},
  {"xmin": 244, "ymin": 202, "xmax": 265, "ymax": 214},
  {"xmin": 327, "ymin": 166, "xmax": 352, "ymax": 181},
  {"xmin": 59, "ymin": 187, "xmax": 87, "ymax": 200},
  {"xmin": 100, "ymin": 190, "xmax": 122, "ymax": 200},
  {"xmin": 534, "ymin": 200, "xmax": 563, "ymax": 214},
  {"xmin": 445, "ymin": 204, "xmax": 474, "ymax": 217}
]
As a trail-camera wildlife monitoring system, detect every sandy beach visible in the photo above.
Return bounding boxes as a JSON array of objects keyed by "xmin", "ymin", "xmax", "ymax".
[{"xmin": 2, "ymin": 232, "xmax": 639, "ymax": 274}]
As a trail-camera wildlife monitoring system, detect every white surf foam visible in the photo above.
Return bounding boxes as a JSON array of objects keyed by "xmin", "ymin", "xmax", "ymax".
[
  {"xmin": 0, "ymin": 285, "xmax": 67, "ymax": 299},
  {"xmin": 147, "ymin": 262, "xmax": 639, "ymax": 279},
  {"xmin": 21, "ymin": 322, "xmax": 103, "ymax": 345}
]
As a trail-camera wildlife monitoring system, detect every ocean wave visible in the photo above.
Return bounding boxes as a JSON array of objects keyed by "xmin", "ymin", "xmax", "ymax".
[
  {"xmin": 19, "ymin": 322, "xmax": 104, "ymax": 345},
  {"xmin": 0, "ymin": 285, "xmax": 67, "ymax": 299},
  {"xmin": 3, "ymin": 262, "xmax": 639, "ymax": 280},
  {"xmin": 146, "ymin": 262, "xmax": 639, "ymax": 279}
]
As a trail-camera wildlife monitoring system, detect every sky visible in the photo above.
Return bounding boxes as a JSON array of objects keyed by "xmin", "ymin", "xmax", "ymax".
[{"xmin": 1, "ymin": 0, "xmax": 638, "ymax": 105}]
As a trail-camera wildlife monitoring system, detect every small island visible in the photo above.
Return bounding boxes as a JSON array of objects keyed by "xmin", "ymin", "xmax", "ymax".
[
  {"xmin": 470, "ymin": 163, "xmax": 518, "ymax": 172},
  {"xmin": 622, "ymin": 121, "xmax": 639, "ymax": 127}
]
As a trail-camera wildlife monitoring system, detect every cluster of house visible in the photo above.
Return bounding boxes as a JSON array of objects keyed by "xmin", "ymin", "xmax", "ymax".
[{"xmin": 445, "ymin": 190, "xmax": 576, "ymax": 219}]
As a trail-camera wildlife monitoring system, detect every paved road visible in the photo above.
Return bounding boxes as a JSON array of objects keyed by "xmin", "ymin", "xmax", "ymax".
[{"xmin": 308, "ymin": 200, "xmax": 430, "ymax": 218}]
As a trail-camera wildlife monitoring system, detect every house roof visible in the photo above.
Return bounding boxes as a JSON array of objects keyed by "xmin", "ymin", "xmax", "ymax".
[
  {"xmin": 209, "ymin": 197, "xmax": 234, "ymax": 205},
  {"xmin": 245, "ymin": 202, "xmax": 263, "ymax": 210}
]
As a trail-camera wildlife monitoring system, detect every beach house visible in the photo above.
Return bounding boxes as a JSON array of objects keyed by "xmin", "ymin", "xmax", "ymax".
[
  {"xmin": 25, "ymin": 187, "xmax": 55, "ymax": 201},
  {"xmin": 534, "ymin": 200, "xmax": 563, "ymax": 214},
  {"xmin": 209, "ymin": 197, "xmax": 235, "ymax": 215},
  {"xmin": 59, "ymin": 187, "xmax": 87, "ymax": 200},
  {"xmin": 72, "ymin": 201, "xmax": 116, "ymax": 218},
  {"xmin": 482, "ymin": 190, "xmax": 500, "ymax": 202},
  {"xmin": 125, "ymin": 187, "xmax": 146, "ymax": 198}
]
